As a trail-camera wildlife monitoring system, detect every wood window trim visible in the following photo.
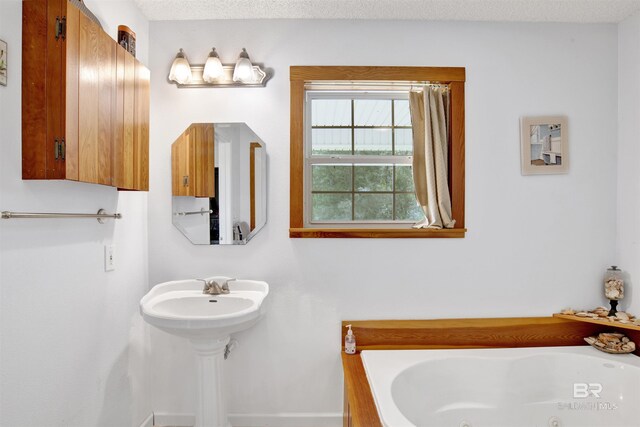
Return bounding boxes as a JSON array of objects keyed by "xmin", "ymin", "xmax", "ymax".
[{"xmin": 290, "ymin": 66, "xmax": 466, "ymax": 238}]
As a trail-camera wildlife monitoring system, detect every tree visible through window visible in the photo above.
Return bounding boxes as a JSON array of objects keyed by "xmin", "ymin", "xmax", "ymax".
[{"xmin": 307, "ymin": 95, "xmax": 424, "ymax": 224}]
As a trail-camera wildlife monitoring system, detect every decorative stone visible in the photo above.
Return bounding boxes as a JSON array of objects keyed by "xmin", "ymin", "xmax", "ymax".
[
  {"xmin": 616, "ymin": 312, "xmax": 630, "ymax": 321},
  {"xmin": 584, "ymin": 332, "xmax": 636, "ymax": 354}
]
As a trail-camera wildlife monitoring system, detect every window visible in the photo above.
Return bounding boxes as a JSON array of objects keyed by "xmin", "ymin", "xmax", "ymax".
[
  {"xmin": 307, "ymin": 93, "xmax": 423, "ymax": 224},
  {"xmin": 290, "ymin": 66, "xmax": 466, "ymax": 238}
]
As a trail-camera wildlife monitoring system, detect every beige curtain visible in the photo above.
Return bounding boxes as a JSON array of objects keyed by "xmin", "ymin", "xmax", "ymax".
[{"xmin": 409, "ymin": 86, "xmax": 455, "ymax": 229}]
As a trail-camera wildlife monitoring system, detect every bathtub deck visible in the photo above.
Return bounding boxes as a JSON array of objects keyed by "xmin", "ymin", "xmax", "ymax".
[{"xmin": 341, "ymin": 316, "xmax": 640, "ymax": 427}]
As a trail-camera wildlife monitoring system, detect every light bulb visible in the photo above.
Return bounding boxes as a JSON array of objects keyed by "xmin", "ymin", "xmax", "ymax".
[
  {"xmin": 202, "ymin": 48, "xmax": 223, "ymax": 83},
  {"xmin": 233, "ymin": 48, "xmax": 255, "ymax": 83},
  {"xmin": 169, "ymin": 49, "xmax": 192, "ymax": 84}
]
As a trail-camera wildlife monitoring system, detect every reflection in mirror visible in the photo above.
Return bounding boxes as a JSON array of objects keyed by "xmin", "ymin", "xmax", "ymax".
[{"xmin": 172, "ymin": 123, "xmax": 267, "ymax": 245}]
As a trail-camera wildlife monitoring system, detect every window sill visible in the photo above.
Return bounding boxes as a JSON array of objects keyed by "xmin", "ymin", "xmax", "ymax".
[{"xmin": 289, "ymin": 227, "xmax": 466, "ymax": 238}]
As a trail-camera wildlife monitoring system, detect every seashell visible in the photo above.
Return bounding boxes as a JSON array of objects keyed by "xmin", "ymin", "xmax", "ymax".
[
  {"xmin": 576, "ymin": 312, "xmax": 589, "ymax": 317},
  {"xmin": 561, "ymin": 308, "xmax": 576, "ymax": 315},
  {"xmin": 616, "ymin": 312, "xmax": 630, "ymax": 320}
]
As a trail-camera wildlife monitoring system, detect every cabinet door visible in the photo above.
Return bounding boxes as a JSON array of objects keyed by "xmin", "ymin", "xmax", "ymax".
[
  {"xmin": 113, "ymin": 45, "xmax": 135, "ymax": 189},
  {"xmin": 172, "ymin": 131, "xmax": 192, "ymax": 197},
  {"xmin": 191, "ymin": 123, "xmax": 215, "ymax": 198},
  {"xmin": 78, "ymin": 12, "xmax": 113, "ymax": 185},
  {"xmin": 133, "ymin": 60, "xmax": 150, "ymax": 190}
]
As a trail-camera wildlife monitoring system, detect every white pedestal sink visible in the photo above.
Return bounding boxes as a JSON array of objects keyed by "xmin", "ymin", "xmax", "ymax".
[{"xmin": 140, "ymin": 277, "xmax": 269, "ymax": 427}]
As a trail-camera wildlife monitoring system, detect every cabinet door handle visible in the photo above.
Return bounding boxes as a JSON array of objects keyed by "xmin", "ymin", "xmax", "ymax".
[{"xmin": 55, "ymin": 16, "xmax": 61, "ymax": 40}]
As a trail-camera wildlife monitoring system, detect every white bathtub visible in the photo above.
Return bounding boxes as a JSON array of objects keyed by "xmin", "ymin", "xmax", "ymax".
[{"xmin": 361, "ymin": 346, "xmax": 640, "ymax": 427}]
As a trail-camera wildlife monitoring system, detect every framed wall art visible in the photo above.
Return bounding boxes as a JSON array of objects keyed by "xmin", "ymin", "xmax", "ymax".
[
  {"xmin": 520, "ymin": 116, "xmax": 568, "ymax": 175},
  {"xmin": 0, "ymin": 39, "xmax": 6, "ymax": 86}
]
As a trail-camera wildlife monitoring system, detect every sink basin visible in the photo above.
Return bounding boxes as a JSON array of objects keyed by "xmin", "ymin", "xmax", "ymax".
[
  {"xmin": 140, "ymin": 277, "xmax": 268, "ymax": 340},
  {"xmin": 140, "ymin": 277, "xmax": 269, "ymax": 427}
]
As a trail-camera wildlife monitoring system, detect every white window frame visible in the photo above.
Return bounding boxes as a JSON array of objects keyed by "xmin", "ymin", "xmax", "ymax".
[{"xmin": 304, "ymin": 90, "xmax": 419, "ymax": 228}]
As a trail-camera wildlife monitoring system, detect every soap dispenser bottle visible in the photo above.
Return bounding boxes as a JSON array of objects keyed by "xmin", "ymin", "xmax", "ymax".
[{"xmin": 345, "ymin": 324, "xmax": 356, "ymax": 354}]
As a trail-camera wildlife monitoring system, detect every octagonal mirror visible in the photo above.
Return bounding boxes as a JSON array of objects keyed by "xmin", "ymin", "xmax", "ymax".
[{"xmin": 171, "ymin": 123, "xmax": 267, "ymax": 245}]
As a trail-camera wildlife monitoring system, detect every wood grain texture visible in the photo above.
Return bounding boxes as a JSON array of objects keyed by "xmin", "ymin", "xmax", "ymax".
[
  {"xmin": 553, "ymin": 313, "xmax": 640, "ymax": 332},
  {"xmin": 45, "ymin": 0, "xmax": 64, "ymax": 179},
  {"xmin": 289, "ymin": 228, "xmax": 466, "ymax": 238},
  {"xmin": 449, "ymin": 81, "xmax": 465, "ymax": 229},
  {"xmin": 97, "ymin": 29, "xmax": 114, "ymax": 185},
  {"xmin": 133, "ymin": 60, "xmax": 150, "ymax": 190},
  {"xmin": 22, "ymin": 0, "xmax": 49, "ymax": 179},
  {"xmin": 112, "ymin": 46, "xmax": 126, "ymax": 188},
  {"xmin": 63, "ymin": 0, "xmax": 79, "ymax": 181},
  {"xmin": 290, "ymin": 66, "xmax": 466, "ymax": 82},
  {"xmin": 171, "ymin": 128, "xmax": 192, "ymax": 196},
  {"xmin": 341, "ymin": 317, "xmax": 640, "ymax": 427},
  {"xmin": 78, "ymin": 12, "xmax": 99, "ymax": 183},
  {"xmin": 342, "ymin": 353, "xmax": 383, "ymax": 427},
  {"xmin": 340, "ymin": 317, "xmax": 619, "ymax": 351},
  {"xmin": 290, "ymin": 79, "xmax": 305, "ymax": 229}
]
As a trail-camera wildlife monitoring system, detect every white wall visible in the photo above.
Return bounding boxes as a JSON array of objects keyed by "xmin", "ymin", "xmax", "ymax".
[
  {"xmin": 617, "ymin": 12, "xmax": 640, "ymax": 316},
  {"xmin": 0, "ymin": 1, "xmax": 151, "ymax": 426},
  {"xmin": 147, "ymin": 19, "xmax": 619, "ymax": 419}
]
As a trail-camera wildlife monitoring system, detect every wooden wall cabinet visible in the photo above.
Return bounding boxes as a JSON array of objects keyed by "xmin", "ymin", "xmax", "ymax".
[
  {"xmin": 171, "ymin": 124, "xmax": 215, "ymax": 198},
  {"xmin": 22, "ymin": 0, "xmax": 150, "ymax": 191}
]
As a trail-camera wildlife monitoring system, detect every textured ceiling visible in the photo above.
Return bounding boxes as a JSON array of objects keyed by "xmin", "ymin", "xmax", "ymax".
[{"xmin": 134, "ymin": 0, "xmax": 640, "ymax": 22}]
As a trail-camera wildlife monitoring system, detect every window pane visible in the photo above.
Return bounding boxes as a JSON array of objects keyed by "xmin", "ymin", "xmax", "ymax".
[
  {"xmin": 354, "ymin": 194, "xmax": 393, "ymax": 220},
  {"xmin": 394, "ymin": 99, "xmax": 411, "ymax": 126},
  {"xmin": 312, "ymin": 193, "xmax": 352, "ymax": 221},
  {"xmin": 394, "ymin": 128, "xmax": 413, "ymax": 156},
  {"xmin": 394, "ymin": 165, "xmax": 414, "ymax": 192},
  {"xmin": 354, "ymin": 129, "xmax": 392, "ymax": 155},
  {"xmin": 312, "ymin": 99, "xmax": 351, "ymax": 126},
  {"xmin": 354, "ymin": 100, "xmax": 391, "ymax": 126},
  {"xmin": 312, "ymin": 129, "xmax": 352, "ymax": 155},
  {"xmin": 354, "ymin": 165, "xmax": 393, "ymax": 192},
  {"xmin": 395, "ymin": 193, "xmax": 424, "ymax": 221},
  {"xmin": 312, "ymin": 165, "xmax": 352, "ymax": 192}
]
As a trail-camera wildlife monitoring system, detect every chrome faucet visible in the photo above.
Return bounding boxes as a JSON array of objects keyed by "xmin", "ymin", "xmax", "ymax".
[{"xmin": 196, "ymin": 278, "xmax": 234, "ymax": 295}]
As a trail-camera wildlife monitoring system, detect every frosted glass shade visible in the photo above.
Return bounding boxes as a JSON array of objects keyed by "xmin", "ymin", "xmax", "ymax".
[
  {"xmin": 169, "ymin": 49, "xmax": 192, "ymax": 84},
  {"xmin": 233, "ymin": 49, "xmax": 255, "ymax": 83},
  {"xmin": 202, "ymin": 49, "xmax": 223, "ymax": 83}
]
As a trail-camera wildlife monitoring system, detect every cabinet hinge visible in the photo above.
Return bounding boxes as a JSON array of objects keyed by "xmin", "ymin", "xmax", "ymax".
[
  {"xmin": 55, "ymin": 16, "xmax": 66, "ymax": 40},
  {"xmin": 54, "ymin": 138, "xmax": 65, "ymax": 161},
  {"xmin": 60, "ymin": 138, "xmax": 65, "ymax": 160},
  {"xmin": 183, "ymin": 176, "xmax": 189, "ymax": 187}
]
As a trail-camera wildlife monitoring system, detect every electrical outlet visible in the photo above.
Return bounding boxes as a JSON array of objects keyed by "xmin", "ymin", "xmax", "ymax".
[{"xmin": 104, "ymin": 244, "xmax": 115, "ymax": 271}]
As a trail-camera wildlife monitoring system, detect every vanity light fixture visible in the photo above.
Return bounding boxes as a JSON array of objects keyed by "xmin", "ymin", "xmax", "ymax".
[
  {"xmin": 232, "ymin": 48, "xmax": 254, "ymax": 83},
  {"xmin": 168, "ymin": 48, "xmax": 192, "ymax": 84},
  {"xmin": 168, "ymin": 47, "xmax": 272, "ymax": 88},
  {"xmin": 202, "ymin": 48, "xmax": 223, "ymax": 83}
]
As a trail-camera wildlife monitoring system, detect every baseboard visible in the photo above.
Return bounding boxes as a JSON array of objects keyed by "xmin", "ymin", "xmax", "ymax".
[
  {"xmin": 230, "ymin": 413, "xmax": 342, "ymax": 427},
  {"xmin": 152, "ymin": 412, "xmax": 342, "ymax": 427},
  {"xmin": 138, "ymin": 413, "xmax": 154, "ymax": 427},
  {"xmin": 153, "ymin": 412, "xmax": 195, "ymax": 426}
]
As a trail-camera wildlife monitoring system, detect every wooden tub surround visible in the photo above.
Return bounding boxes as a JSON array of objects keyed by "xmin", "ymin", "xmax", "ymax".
[{"xmin": 341, "ymin": 317, "xmax": 640, "ymax": 427}]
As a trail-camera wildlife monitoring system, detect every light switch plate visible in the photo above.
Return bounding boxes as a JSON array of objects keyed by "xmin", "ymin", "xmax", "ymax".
[{"xmin": 105, "ymin": 244, "xmax": 115, "ymax": 271}]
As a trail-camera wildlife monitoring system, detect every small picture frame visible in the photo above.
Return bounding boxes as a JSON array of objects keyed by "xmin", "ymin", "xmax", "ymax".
[
  {"xmin": 0, "ymin": 39, "xmax": 6, "ymax": 86},
  {"xmin": 520, "ymin": 116, "xmax": 568, "ymax": 175}
]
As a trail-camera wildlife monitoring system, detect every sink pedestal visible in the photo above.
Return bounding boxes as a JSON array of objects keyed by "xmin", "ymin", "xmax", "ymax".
[{"xmin": 190, "ymin": 336, "xmax": 232, "ymax": 427}]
